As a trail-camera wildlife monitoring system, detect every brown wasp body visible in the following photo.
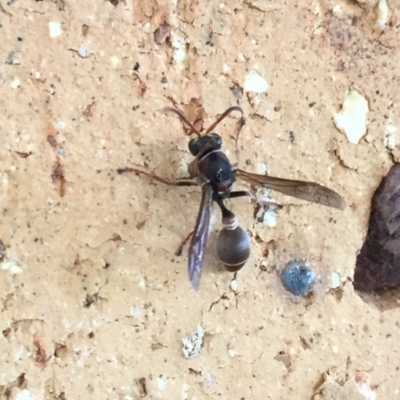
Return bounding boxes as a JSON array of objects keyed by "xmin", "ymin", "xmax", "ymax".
[{"xmin": 118, "ymin": 106, "xmax": 345, "ymax": 290}]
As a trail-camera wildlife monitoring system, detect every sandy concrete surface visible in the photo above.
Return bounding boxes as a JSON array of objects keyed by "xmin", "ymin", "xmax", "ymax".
[{"xmin": 1, "ymin": 0, "xmax": 400, "ymax": 399}]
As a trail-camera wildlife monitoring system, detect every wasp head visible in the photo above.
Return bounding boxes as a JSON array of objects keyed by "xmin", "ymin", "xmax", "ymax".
[{"xmin": 188, "ymin": 133, "xmax": 222, "ymax": 156}]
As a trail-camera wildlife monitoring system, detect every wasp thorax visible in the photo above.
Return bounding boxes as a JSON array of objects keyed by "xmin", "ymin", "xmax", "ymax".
[{"xmin": 217, "ymin": 225, "xmax": 251, "ymax": 272}]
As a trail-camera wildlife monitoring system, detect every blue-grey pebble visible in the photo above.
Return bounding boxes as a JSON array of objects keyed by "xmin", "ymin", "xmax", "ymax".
[{"xmin": 280, "ymin": 260, "xmax": 316, "ymax": 296}]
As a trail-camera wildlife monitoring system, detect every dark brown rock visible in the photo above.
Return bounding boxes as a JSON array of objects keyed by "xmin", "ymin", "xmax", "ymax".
[{"xmin": 354, "ymin": 163, "xmax": 400, "ymax": 292}]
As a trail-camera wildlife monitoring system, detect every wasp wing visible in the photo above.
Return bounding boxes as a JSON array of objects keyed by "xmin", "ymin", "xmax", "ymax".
[
  {"xmin": 188, "ymin": 184, "xmax": 214, "ymax": 290},
  {"xmin": 235, "ymin": 169, "xmax": 346, "ymax": 210}
]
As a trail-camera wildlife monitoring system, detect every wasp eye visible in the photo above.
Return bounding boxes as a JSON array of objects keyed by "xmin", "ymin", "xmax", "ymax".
[
  {"xmin": 188, "ymin": 138, "xmax": 201, "ymax": 155},
  {"xmin": 210, "ymin": 133, "xmax": 222, "ymax": 146}
]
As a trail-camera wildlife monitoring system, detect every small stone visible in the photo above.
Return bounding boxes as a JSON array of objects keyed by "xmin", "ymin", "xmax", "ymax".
[
  {"xmin": 7, "ymin": 51, "xmax": 21, "ymax": 65},
  {"xmin": 280, "ymin": 260, "xmax": 316, "ymax": 296},
  {"xmin": 182, "ymin": 326, "xmax": 204, "ymax": 358}
]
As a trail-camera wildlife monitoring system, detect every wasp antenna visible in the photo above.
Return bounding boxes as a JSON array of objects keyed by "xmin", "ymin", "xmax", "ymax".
[
  {"xmin": 205, "ymin": 106, "xmax": 243, "ymax": 134},
  {"xmin": 162, "ymin": 107, "xmax": 201, "ymax": 137}
]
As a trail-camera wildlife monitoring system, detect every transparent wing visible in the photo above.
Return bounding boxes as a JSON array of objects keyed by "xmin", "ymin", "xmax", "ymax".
[
  {"xmin": 235, "ymin": 169, "xmax": 346, "ymax": 210},
  {"xmin": 188, "ymin": 184, "xmax": 213, "ymax": 290}
]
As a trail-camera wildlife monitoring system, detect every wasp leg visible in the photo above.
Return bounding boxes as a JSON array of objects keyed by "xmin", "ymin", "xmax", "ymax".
[
  {"xmin": 232, "ymin": 117, "xmax": 246, "ymax": 167},
  {"xmin": 117, "ymin": 167, "xmax": 198, "ymax": 187},
  {"xmin": 175, "ymin": 230, "xmax": 195, "ymax": 256}
]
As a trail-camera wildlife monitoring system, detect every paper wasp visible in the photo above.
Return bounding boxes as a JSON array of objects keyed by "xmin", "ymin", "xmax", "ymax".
[{"xmin": 118, "ymin": 106, "xmax": 345, "ymax": 290}]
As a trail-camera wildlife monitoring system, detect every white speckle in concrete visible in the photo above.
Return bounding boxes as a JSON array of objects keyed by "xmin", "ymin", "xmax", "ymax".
[
  {"xmin": 15, "ymin": 389, "xmax": 33, "ymax": 400},
  {"xmin": 171, "ymin": 33, "xmax": 187, "ymax": 70},
  {"xmin": 138, "ymin": 277, "xmax": 147, "ymax": 290},
  {"xmin": 332, "ymin": 345, "xmax": 339, "ymax": 353},
  {"xmin": 203, "ymin": 372, "xmax": 213, "ymax": 389},
  {"xmin": 11, "ymin": 77, "xmax": 20, "ymax": 89},
  {"xmin": 244, "ymin": 70, "xmax": 268, "ymax": 93},
  {"xmin": 53, "ymin": 121, "xmax": 66, "ymax": 129},
  {"xmin": 230, "ymin": 279, "xmax": 238, "ymax": 292},
  {"xmin": 3, "ymin": 173, "xmax": 9, "ymax": 187},
  {"xmin": 357, "ymin": 381, "xmax": 377, "ymax": 400},
  {"xmin": 262, "ymin": 208, "xmax": 278, "ymax": 227},
  {"xmin": 333, "ymin": 90, "xmax": 369, "ymax": 144},
  {"xmin": 176, "ymin": 155, "xmax": 190, "ymax": 177},
  {"xmin": 384, "ymin": 120, "xmax": 397, "ymax": 150},
  {"xmin": 7, "ymin": 51, "xmax": 22, "ymax": 65},
  {"xmin": 257, "ymin": 162, "xmax": 268, "ymax": 175},
  {"xmin": 182, "ymin": 325, "xmax": 204, "ymax": 358},
  {"xmin": 130, "ymin": 306, "xmax": 142, "ymax": 317},
  {"xmin": 49, "ymin": 21, "xmax": 62, "ymax": 38},
  {"xmin": 78, "ymin": 44, "xmax": 87, "ymax": 58},
  {"xmin": 182, "ymin": 382, "xmax": 189, "ymax": 399},
  {"xmin": 154, "ymin": 376, "xmax": 166, "ymax": 397},
  {"xmin": 330, "ymin": 271, "xmax": 341, "ymax": 289},
  {"xmin": 110, "ymin": 55, "xmax": 121, "ymax": 69},
  {"xmin": 377, "ymin": 0, "xmax": 390, "ymax": 29},
  {"xmin": 223, "ymin": 63, "xmax": 230, "ymax": 74},
  {"xmin": 228, "ymin": 348, "xmax": 236, "ymax": 357},
  {"xmin": 255, "ymin": 187, "xmax": 271, "ymax": 203},
  {"xmin": 1, "ymin": 260, "xmax": 23, "ymax": 274},
  {"xmin": 332, "ymin": 4, "xmax": 343, "ymax": 15}
]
